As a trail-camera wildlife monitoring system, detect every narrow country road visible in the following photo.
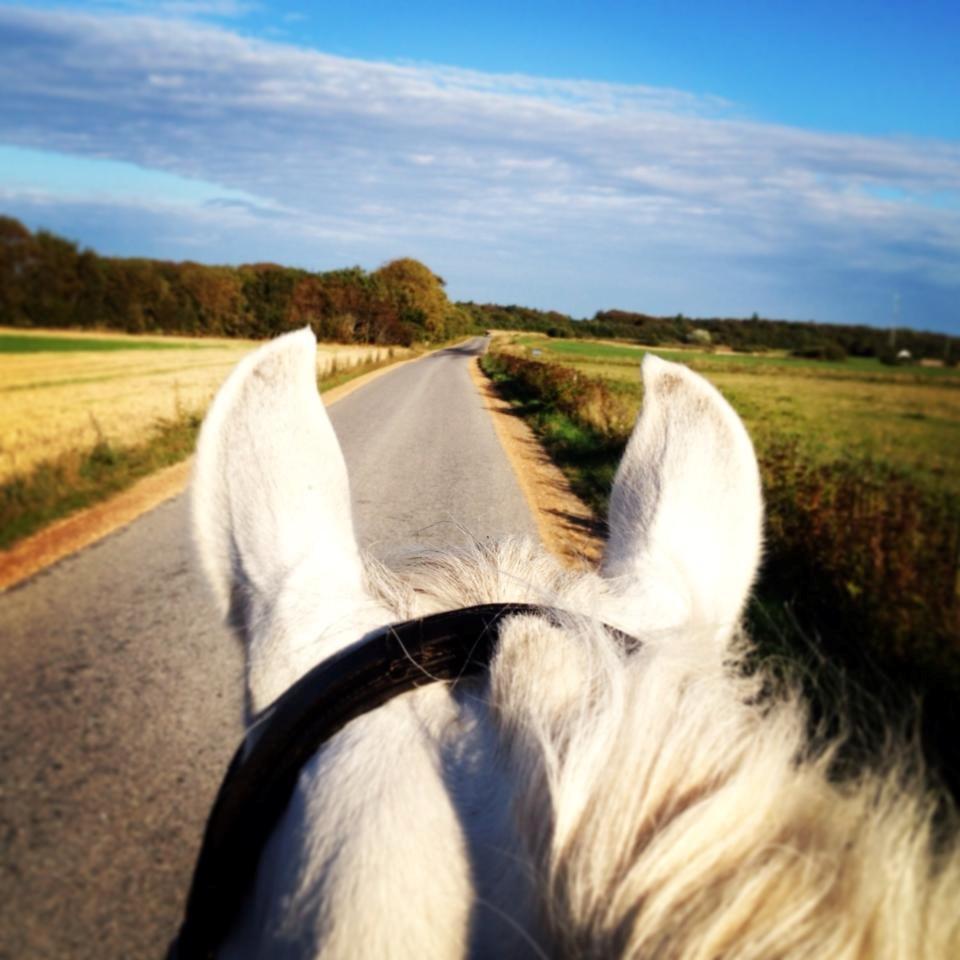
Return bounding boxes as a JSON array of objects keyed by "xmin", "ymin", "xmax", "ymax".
[
  {"xmin": 337, "ymin": 339, "xmax": 536, "ymax": 552},
  {"xmin": 0, "ymin": 337, "xmax": 536, "ymax": 958}
]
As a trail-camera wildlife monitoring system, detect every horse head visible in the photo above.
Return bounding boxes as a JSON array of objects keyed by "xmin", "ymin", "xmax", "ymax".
[{"xmin": 182, "ymin": 329, "xmax": 957, "ymax": 959}]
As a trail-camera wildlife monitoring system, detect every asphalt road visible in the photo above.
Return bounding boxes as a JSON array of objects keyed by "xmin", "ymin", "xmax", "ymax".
[
  {"xmin": 337, "ymin": 339, "xmax": 536, "ymax": 552},
  {"xmin": 0, "ymin": 337, "xmax": 536, "ymax": 958}
]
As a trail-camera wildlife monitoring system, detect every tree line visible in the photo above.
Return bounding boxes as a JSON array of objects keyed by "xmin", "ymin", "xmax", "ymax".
[
  {"xmin": 460, "ymin": 303, "xmax": 960, "ymax": 364},
  {"xmin": 3, "ymin": 215, "xmax": 956, "ymax": 359},
  {"xmin": 0, "ymin": 216, "xmax": 473, "ymax": 344}
]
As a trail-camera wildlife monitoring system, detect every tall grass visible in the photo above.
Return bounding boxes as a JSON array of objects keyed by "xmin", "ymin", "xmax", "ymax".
[
  {"xmin": 760, "ymin": 443, "xmax": 960, "ymax": 664},
  {"xmin": 0, "ymin": 413, "xmax": 202, "ymax": 549},
  {"xmin": 487, "ymin": 351, "xmax": 634, "ymax": 436},
  {"xmin": 483, "ymin": 350, "xmax": 959, "ymax": 656}
]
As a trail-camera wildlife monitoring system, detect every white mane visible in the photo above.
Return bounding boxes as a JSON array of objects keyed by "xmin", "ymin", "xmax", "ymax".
[{"xmin": 190, "ymin": 329, "xmax": 959, "ymax": 958}]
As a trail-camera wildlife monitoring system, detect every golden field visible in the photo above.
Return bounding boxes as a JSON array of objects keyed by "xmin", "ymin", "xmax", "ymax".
[{"xmin": 0, "ymin": 328, "xmax": 404, "ymax": 484}]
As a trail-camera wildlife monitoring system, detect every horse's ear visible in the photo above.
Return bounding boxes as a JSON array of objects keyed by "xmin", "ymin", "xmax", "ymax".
[
  {"xmin": 601, "ymin": 354, "xmax": 763, "ymax": 644},
  {"xmin": 191, "ymin": 328, "xmax": 392, "ymax": 707}
]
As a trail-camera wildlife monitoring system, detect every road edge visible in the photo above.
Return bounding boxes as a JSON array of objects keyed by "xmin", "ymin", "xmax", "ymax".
[
  {"xmin": 467, "ymin": 356, "xmax": 604, "ymax": 569},
  {"xmin": 0, "ymin": 351, "xmax": 427, "ymax": 592}
]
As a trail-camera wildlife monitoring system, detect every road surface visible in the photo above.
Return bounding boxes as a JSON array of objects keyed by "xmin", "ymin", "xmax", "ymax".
[{"xmin": 0, "ymin": 337, "xmax": 536, "ymax": 958}]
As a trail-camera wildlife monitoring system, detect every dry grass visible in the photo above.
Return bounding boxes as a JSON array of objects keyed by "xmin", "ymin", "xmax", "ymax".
[{"xmin": 0, "ymin": 328, "xmax": 405, "ymax": 484}]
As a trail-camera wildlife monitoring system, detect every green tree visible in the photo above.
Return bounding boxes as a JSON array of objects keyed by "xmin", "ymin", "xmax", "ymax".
[
  {"xmin": 374, "ymin": 258, "xmax": 450, "ymax": 339},
  {"xmin": 0, "ymin": 216, "xmax": 34, "ymax": 325}
]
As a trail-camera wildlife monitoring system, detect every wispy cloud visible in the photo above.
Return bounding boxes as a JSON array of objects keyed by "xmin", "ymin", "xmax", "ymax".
[
  {"xmin": 48, "ymin": 0, "xmax": 256, "ymax": 17},
  {"xmin": 0, "ymin": 4, "xmax": 957, "ymax": 328}
]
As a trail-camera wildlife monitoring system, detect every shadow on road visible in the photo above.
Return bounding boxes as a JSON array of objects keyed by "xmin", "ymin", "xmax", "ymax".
[
  {"xmin": 439, "ymin": 337, "xmax": 486, "ymax": 358},
  {"xmin": 544, "ymin": 505, "xmax": 606, "ymax": 545}
]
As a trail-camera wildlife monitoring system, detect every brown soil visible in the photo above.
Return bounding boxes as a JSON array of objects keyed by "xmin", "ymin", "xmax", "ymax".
[{"xmin": 468, "ymin": 357, "xmax": 604, "ymax": 569}]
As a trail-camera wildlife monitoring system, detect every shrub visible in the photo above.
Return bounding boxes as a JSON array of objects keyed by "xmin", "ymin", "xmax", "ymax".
[
  {"xmin": 759, "ymin": 441, "xmax": 960, "ymax": 669},
  {"xmin": 791, "ymin": 342, "xmax": 847, "ymax": 361},
  {"xmin": 878, "ymin": 347, "xmax": 915, "ymax": 366},
  {"xmin": 686, "ymin": 328, "xmax": 712, "ymax": 346},
  {"xmin": 485, "ymin": 352, "xmax": 632, "ymax": 438}
]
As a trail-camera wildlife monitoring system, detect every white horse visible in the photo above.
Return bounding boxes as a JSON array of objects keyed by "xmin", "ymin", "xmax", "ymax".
[{"xmin": 186, "ymin": 328, "xmax": 958, "ymax": 958}]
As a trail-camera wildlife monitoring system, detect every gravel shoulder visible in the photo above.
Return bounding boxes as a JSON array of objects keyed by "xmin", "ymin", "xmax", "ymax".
[{"xmin": 468, "ymin": 357, "xmax": 603, "ymax": 567}]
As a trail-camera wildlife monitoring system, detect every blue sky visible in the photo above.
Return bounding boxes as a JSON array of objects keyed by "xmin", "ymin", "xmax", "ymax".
[{"xmin": 1, "ymin": 1, "xmax": 958, "ymax": 332}]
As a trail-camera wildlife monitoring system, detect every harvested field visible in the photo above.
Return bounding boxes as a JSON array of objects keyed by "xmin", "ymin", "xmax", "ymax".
[{"xmin": 0, "ymin": 328, "xmax": 405, "ymax": 483}]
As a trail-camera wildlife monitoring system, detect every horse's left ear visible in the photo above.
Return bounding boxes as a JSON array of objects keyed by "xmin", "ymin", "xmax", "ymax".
[
  {"xmin": 601, "ymin": 354, "xmax": 763, "ymax": 645},
  {"xmin": 191, "ymin": 328, "xmax": 392, "ymax": 709}
]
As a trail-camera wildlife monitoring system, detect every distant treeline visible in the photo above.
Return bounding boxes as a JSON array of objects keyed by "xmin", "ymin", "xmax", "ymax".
[
  {"xmin": 3, "ymin": 215, "xmax": 957, "ymax": 358},
  {"xmin": 460, "ymin": 303, "xmax": 960, "ymax": 364},
  {"xmin": 0, "ymin": 216, "xmax": 474, "ymax": 344}
]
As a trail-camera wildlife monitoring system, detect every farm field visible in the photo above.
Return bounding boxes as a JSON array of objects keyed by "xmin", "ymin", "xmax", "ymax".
[
  {"xmin": 0, "ymin": 328, "xmax": 406, "ymax": 484},
  {"xmin": 0, "ymin": 331, "xmax": 219, "ymax": 353},
  {"xmin": 508, "ymin": 334, "xmax": 960, "ymax": 494}
]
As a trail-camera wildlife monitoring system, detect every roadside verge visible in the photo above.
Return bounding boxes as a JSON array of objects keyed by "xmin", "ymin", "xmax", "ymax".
[{"xmin": 468, "ymin": 357, "xmax": 604, "ymax": 568}]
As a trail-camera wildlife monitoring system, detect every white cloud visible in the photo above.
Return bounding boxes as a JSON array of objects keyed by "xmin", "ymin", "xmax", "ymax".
[
  {"xmin": 0, "ymin": 4, "xmax": 957, "ymax": 327},
  {"xmin": 67, "ymin": 0, "xmax": 255, "ymax": 17}
]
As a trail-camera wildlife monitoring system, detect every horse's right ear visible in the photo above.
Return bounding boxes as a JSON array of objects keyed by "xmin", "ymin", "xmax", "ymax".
[
  {"xmin": 601, "ymin": 355, "xmax": 763, "ymax": 645},
  {"xmin": 191, "ymin": 328, "xmax": 392, "ymax": 709}
]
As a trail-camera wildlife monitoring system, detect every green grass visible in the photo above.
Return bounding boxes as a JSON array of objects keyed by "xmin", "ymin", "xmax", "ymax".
[
  {"xmin": 508, "ymin": 336, "xmax": 960, "ymax": 496},
  {"xmin": 519, "ymin": 337, "xmax": 647, "ymax": 360},
  {"xmin": 486, "ymin": 349, "xmax": 960, "ymax": 643},
  {"xmin": 0, "ymin": 332, "xmax": 214, "ymax": 353},
  {"xmin": 515, "ymin": 335, "xmax": 960, "ymax": 382}
]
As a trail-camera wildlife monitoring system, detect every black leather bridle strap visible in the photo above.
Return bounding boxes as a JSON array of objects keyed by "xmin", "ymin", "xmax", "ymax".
[{"xmin": 171, "ymin": 603, "xmax": 635, "ymax": 958}]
